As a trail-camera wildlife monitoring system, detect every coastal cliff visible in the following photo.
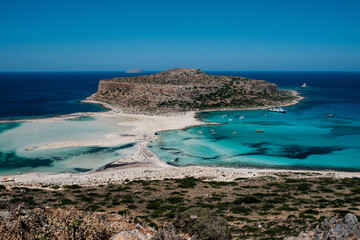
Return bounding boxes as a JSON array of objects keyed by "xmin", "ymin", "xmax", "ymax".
[{"xmin": 87, "ymin": 68, "xmax": 300, "ymax": 114}]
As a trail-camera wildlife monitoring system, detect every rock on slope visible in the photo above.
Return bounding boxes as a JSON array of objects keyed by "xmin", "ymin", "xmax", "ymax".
[
  {"xmin": 287, "ymin": 213, "xmax": 360, "ymax": 240},
  {"xmin": 87, "ymin": 68, "xmax": 298, "ymax": 114}
]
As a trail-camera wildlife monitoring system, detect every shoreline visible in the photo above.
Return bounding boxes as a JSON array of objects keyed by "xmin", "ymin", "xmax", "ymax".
[
  {"xmin": 196, "ymin": 90, "xmax": 305, "ymax": 113},
  {"xmin": 82, "ymin": 90, "xmax": 305, "ymax": 116},
  {"xmin": 2, "ymin": 89, "xmax": 353, "ymax": 187},
  {"xmin": 2, "ymin": 164, "xmax": 360, "ymax": 187}
]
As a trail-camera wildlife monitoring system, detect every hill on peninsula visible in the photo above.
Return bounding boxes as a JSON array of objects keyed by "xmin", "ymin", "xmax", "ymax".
[{"xmin": 87, "ymin": 68, "xmax": 299, "ymax": 114}]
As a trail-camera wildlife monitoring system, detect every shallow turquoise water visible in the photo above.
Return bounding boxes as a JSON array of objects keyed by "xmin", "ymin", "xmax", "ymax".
[
  {"xmin": 0, "ymin": 116, "xmax": 136, "ymax": 175},
  {"xmin": 149, "ymin": 86, "xmax": 360, "ymax": 171}
]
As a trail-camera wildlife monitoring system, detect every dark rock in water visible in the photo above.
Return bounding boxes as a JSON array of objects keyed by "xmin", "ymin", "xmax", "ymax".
[
  {"xmin": 125, "ymin": 68, "xmax": 144, "ymax": 73},
  {"xmin": 287, "ymin": 213, "xmax": 360, "ymax": 240}
]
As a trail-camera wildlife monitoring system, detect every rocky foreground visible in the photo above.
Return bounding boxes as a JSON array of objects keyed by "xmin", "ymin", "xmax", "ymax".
[
  {"xmin": 87, "ymin": 68, "xmax": 299, "ymax": 114},
  {"xmin": 2, "ymin": 206, "xmax": 359, "ymax": 240}
]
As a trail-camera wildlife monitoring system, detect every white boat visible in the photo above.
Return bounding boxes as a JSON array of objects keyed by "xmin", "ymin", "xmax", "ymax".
[
  {"xmin": 302, "ymin": 83, "xmax": 308, "ymax": 88},
  {"xmin": 327, "ymin": 108, "xmax": 334, "ymax": 118},
  {"xmin": 239, "ymin": 116, "xmax": 245, "ymax": 119},
  {"xmin": 198, "ymin": 131, "xmax": 203, "ymax": 134},
  {"xmin": 233, "ymin": 131, "xmax": 237, "ymax": 134},
  {"xmin": 269, "ymin": 107, "xmax": 287, "ymax": 113}
]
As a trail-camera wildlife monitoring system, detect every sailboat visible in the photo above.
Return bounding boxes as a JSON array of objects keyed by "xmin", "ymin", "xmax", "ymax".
[{"xmin": 327, "ymin": 108, "xmax": 334, "ymax": 118}]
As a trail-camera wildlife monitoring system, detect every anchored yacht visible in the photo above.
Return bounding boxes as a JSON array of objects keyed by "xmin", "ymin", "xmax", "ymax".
[{"xmin": 269, "ymin": 107, "xmax": 287, "ymax": 113}]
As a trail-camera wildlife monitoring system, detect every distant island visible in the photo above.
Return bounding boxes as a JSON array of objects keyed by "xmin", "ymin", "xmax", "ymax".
[
  {"xmin": 87, "ymin": 68, "xmax": 302, "ymax": 114},
  {"xmin": 125, "ymin": 68, "xmax": 144, "ymax": 73}
]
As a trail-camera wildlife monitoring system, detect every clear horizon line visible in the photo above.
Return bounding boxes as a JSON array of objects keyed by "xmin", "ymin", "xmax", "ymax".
[{"xmin": 1, "ymin": 70, "xmax": 360, "ymax": 73}]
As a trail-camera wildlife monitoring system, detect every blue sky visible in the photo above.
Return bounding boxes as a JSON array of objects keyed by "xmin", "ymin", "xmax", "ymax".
[{"xmin": 0, "ymin": 0, "xmax": 359, "ymax": 71}]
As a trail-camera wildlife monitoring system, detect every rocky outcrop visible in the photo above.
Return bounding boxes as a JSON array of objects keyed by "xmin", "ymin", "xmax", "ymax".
[
  {"xmin": 287, "ymin": 213, "xmax": 360, "ymax": 240},
  {"xmin": 87, "ymin": 68, "xmax": 299, "ymax": 114}
]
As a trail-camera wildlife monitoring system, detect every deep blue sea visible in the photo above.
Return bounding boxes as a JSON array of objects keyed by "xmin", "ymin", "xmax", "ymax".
[
  {"xmin": 0, "ymin": 71, "xmax": 153, "ymax": 119},
  {"xmin": 0, "ymin": 71, "xmax": 360, "ymax": 174}
]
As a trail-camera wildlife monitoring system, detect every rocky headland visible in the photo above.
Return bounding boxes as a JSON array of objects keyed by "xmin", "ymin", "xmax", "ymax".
[{"xmin": 87, "ymin": 68, "xmax": 301, "ymax": 114}]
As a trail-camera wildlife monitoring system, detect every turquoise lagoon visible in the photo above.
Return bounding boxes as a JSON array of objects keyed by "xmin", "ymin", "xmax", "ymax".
[{"xmin": 149, "ymin": 85, "xmax": 360, "ymax": 171}]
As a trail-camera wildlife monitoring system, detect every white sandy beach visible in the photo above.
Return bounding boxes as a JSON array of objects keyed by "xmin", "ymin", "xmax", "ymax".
[{"xmin": 2, "ymin": 163, "xmax": 360, "ymax": 187}]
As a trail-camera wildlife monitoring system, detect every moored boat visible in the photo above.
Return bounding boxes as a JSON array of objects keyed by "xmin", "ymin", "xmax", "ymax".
[{"xmin": 269, "ymin": 107, "xmax": 287, "ymax": 113}]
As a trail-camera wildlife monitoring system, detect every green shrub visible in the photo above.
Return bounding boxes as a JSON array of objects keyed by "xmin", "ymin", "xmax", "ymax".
[
  {"xmin": 63, "ymin": 185, "xmax": 82, "ymax": 190},
  {"xmin": 59, "ymin": 198, "xmax": 75, "ymax": 205},
  {"xmin": 177, "ymin": 177, "xmax": 198, "ymax": 188},
  {"xmin": 209, "ymin": 181, "xmax": 237, "ymax": 188},
  {"xmin": 166, "ymin": 197, "xmax": 184, "ymax": 204},
  {"xmin": 86, "ymin": 204, "xmax": 101, "ymax": 211},
  {"xmin": 276, "ymin": 205, "xmax": 298, "ymax": 212},
  {"xmin": 233, "ymin": 196, "xmax": 260, "ymax": 204},
  {"xmin": 117, "ymin": 210, "xmax": 129, "ymax": 215},
  {"xmin": 303, "ymin": 209, "xmax": 319, "ymax": 215},
  {"xmin": 127, "ymin": 204, "xmax": 137, "ymax": 209},
  {"xmin": 146, "ymin": 199, "xmax": 164, "ymax": 210},
  {"xmin": 121, "ymin": 194, "xmax": 134, "ymax": 204},
  {"xmin": 230, "ymin": 206, "xmax": 251, "ymax": 215}
]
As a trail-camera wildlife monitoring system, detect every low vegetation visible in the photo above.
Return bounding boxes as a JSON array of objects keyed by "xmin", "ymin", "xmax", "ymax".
[{"xmin": 1, "ymin": 175, "xmax": 360, "ymax": 239}]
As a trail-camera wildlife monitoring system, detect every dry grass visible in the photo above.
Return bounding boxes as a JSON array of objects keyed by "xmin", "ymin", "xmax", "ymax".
[{"xmin": 0, "ymin": 206, "xmax": 126, "ymax": 240}]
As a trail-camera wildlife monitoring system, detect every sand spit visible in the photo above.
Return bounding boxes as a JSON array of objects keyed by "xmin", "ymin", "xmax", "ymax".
[{"xmin": 33, "ymin": 110, "xmax": 202, "ymax": 150}]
